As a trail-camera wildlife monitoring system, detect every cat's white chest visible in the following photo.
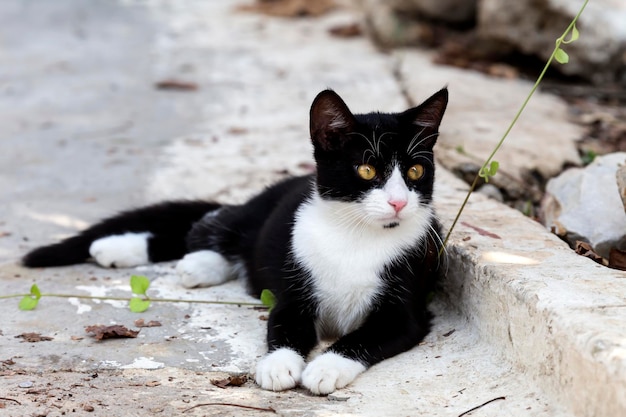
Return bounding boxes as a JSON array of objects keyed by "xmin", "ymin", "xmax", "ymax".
[{"xmin": 291, "ymin": 196, "xmax": 421, "ymax": 339}]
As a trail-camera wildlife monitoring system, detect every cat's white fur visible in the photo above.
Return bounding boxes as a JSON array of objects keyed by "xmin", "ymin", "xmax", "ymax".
[
  {"xmin": 302, "ymin": 352, "xmax": 366, "ymax": 395},
  {"xmin": 89, "ymin": 233, "xmax": 151, "ymax": 268},
  {"xmin": 255, "ymin": 347, "xmax": 306, "ymax": 391},
  {"xmin": 176, "ymin": 250, "xmax": 235, "ymax": 288}
]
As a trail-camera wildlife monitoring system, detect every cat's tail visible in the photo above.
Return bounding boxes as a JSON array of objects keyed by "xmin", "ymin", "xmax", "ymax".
[{"xmin": 22, "ymin": 201, "xmax": 220, "ymax": 268}]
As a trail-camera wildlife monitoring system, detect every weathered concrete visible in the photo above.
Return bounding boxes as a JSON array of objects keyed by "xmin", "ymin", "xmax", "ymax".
[{"xmin": 0, "ymin": 1, "xmax": 624, "ymax": 416}]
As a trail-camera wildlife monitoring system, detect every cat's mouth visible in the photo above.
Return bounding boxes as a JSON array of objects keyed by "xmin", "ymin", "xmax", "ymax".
[{"xmin": 383, "ymin": 222, "xmax": 400, "ymax": 229}]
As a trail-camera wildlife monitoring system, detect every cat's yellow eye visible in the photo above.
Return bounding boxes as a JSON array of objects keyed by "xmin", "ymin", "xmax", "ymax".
[
  {"xmin": 357, "ymin": 164, "xmax": 377, "ymax": 180},
  {"xmin": 407, "ymin": 164, "xmax": 425, "ymax": 181}
]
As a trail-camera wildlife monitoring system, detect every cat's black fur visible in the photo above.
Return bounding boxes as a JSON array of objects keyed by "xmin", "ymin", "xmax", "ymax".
[{"xmin": 22, "ymin": 88, "xmax": 448, "ymax": 394}]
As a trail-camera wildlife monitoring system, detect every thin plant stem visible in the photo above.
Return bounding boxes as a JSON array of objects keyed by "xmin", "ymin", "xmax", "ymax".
[
  {"xmin": 440, "ymin": 0, "xmax": 588, "ymax": 253},
  {"xmin": 1, "ymin": 292, "xmax": 263, "ymax": 307}
]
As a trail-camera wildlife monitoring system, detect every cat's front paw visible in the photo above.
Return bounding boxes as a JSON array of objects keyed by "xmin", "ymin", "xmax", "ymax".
[
  {"xmin": 301, "ymin": 352, "xmax": 366, "ymax": 395},
  {"xmin": 255, "ymin": 348, "xmax": 305, "ymax": 391},
  {"xmin": 176, "ymin": 250, "xmax": 232, "ymax": 288},
  {"xmin": 89, "ymin": 233, "xmax": 151, "ymax": 268}
]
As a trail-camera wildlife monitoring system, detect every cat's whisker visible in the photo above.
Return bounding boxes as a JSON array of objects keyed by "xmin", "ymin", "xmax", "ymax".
[
  {"xmin": 407, "ymin": 127, "xmax": 426, "ymax": 155},
  {"xmin": 408, "ymin": 132, "xmax": 439, "ymax": 156}
]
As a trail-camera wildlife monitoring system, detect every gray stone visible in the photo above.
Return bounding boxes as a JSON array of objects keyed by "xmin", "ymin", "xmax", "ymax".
[
  {"xmin": 478, "ymin": 0, "xmax": 626, "ymax": 85},
  {"xmin": 541, "ymin": 152, "xmax": 626, "ymax": 258},
  {"xmin": 477, "ymin": 183, "xmax": 504, "ymax": 202}
]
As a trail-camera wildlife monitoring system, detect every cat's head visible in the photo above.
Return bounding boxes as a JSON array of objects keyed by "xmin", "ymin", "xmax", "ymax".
[{"xmin": 309, "ymin": 88, "xmax": 448, "ymax": 229}]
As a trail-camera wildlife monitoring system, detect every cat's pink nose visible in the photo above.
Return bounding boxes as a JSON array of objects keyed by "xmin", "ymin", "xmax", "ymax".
[{"xmin": 388, "ymin": 199, "xmax": 407, "ymax": 213}]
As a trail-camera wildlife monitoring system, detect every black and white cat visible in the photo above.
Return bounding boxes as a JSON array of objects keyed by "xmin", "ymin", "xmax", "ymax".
[{"xmin": 23, "ymin": 88, "xmax": 448, "ymax": 395}]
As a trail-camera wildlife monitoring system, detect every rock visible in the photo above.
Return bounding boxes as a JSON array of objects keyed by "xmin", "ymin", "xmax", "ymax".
[
  {"xmin": 477, "ymin": 0, "xmax": 626, "ymax": 85},
  {"xmin": 541, "ymin": 153, "xmax": 626, "ymax": 258},
  {"xmin": 477, "ymin": 184, "xmax": 504, "ymax": 202},
  {"xmin": 360, "ymin": 0, "xmax": 476, "ymax": 47},
  {"xmin": 398, "ymin": 52, "xmax": 583, "ymax": 200}
]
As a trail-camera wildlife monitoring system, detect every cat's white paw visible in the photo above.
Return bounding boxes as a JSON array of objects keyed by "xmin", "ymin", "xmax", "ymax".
[
  {"xmin": 89, "ymin": 233, "xmax": 151, "ymax": 268},
  {"xmin": 176, "ymin": 250, "xmax": 233, "ymax": 288},
  {"xmin": 255, "ymin": 348, "xmax": 305, "ymax": 391},
  {"xmin": 301, "ymin": 352, "xmax": 366, "ymax": 395}
]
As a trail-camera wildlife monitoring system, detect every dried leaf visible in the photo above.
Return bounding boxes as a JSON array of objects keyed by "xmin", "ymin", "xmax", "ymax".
[
  {"xmin": 329, "ymin": 23, "xmax": 361, "ymax": 38},
  {"xmin": 211, "ymin": 375, "xmax": 248, "ymax": 389},
  {"xmin": 85, "ymin": 325, "xmax": 139, "ymax": 340},
  {"xmin": 15, "ymin": 333, "xmax": 53, "ymax": 343},
  {"xmin": 575, "ymin": 241, "xmax": 605, "ymax": 266},
  {"xmin": 609, "ymin": 248, "xmax": 626, "ymax": 271},
  {"xmin": 134, "ymin": 319, "xmax": 162, "ymax": 328},
  {"xmin": 155, "ymin": 80, "xmax": 198, "ymax": 91}
]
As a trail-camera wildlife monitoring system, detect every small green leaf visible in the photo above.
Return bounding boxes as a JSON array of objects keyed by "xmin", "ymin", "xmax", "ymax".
[
  {"xmin": 581, "ymin": 149, "xmax": 597, "ymax": 165},
  {"xmin": 19, "ymin": 284, "xmax": 42, "ymax": 311},
  {"xmin": 19, "ymin": 295, "xmax": 39, "ymax": 311},
  {"xmin": 30, "ymin": 284, "xmax": 42, "ymax": 300},
  {"xmin": 260, "ymin": 289, "xmax": 277, "ymax": 312},
  {"xmin": 488, "ymin": 160, "xmax": 499, "ymax": 176},
  {"xmin": 555, "ymin": 48, "xmax": 569, "ymax": 64},
  {"xmin": 479, "ymin": 160, "xmax": 499, "ymax": 183},
  {"xmin": 129, "ymin": 297, "xmax": 151, "ymax": 313},
  {"xmin": 571, "ymin": 25, "xmax": 579, "ymax": 42},
  {"xmin": 130, "ymin": 275, "xmax": 150, "ymax": 295},
  {"xmin": 563, "ymin": 25, "xmax": 579, "ymax": 44}
]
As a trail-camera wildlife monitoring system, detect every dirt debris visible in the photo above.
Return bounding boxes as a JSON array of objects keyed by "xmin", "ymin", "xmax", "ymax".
[
  {"xmin": 14, "ymin": 333, "xmax": 53, "ymax": 343},
  {"xmin": 84, "ymin": 325, "xmax": 139, "ymax": 340}
]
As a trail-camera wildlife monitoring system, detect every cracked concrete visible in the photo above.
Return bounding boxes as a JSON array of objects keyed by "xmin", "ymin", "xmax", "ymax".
[{"xmin": 0, "ymin": 1, "xmax": 624, "ymax": 416}]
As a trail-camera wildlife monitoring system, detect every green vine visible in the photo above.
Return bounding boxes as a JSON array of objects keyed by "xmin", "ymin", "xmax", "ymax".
[
  {"xmin": 441, "ymin": 0, "xmax": 588, "ymax": 252},
  {"xmin": 1, "ymin": 275, "xmax": 269, "ymax": 312}
]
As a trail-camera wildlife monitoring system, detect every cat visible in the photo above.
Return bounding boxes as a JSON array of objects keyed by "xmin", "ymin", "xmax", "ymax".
[{"xmin": 22, "ymin": 87, "xmax": 448, "ymax": 395}]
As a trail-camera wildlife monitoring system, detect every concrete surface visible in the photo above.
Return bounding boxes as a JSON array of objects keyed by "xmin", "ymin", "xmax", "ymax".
[{"xmin": 0, "ymin": 1, "xmax": 624, "ymax": 416}]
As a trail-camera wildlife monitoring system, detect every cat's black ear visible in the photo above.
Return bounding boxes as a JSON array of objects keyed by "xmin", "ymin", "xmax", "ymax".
[
  {"xmin": 310, "ymin": 89, "xmax": 357, "ymax": 151},
  {"xmin": 401, "ymin": 88, "xmax": 448, "ymax": 147}
]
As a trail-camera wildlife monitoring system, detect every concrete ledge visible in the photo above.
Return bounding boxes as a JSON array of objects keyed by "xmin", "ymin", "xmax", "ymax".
[{"xmin": 436, "ymin": 169, "xmax": 626, "ymax": 417}]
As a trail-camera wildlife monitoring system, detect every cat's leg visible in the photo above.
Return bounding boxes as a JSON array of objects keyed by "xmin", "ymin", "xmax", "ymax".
[
  {"xmin": 176, "ymin": 250, "xmax": 235, "ymax": 288},
  {"xmin": 175, "ymin": 207, "xmax": 241, "ymax": 288},
  {"xmin": 89, "ymin": 233, "xmax": 152, "ymax": 268},
  {"xmin": 301, "ymin": 304, "xmax": 431, "ymax": 395},
  {"xmin": 255, "ymin": 301, "xmax": 318, "ymax": 391}
]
